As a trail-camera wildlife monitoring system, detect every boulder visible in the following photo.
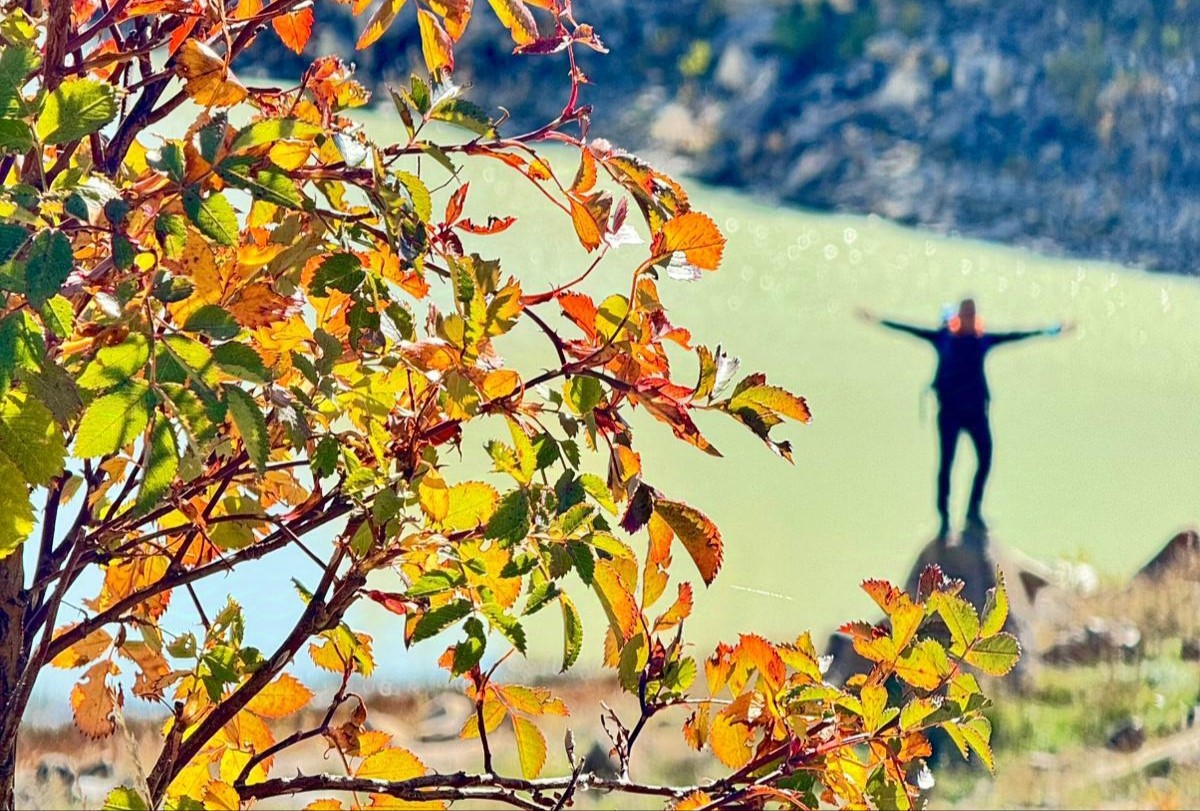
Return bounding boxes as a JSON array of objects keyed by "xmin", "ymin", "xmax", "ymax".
[{"xmin": 1137, "ymin": 529, "xmax": 1200, "ymax": 581}]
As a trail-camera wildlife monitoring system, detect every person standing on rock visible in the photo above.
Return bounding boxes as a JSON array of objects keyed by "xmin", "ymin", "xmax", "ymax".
[{"xmin": 857, "ymin": 299, "xmax": 1072, "ymax": 543}]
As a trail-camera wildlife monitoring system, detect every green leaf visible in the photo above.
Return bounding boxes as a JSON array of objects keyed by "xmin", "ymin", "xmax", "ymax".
[
  {"xmin": 0, "ymin": 223, "xmax": 28, "ymax": 263},
  {"xmin": 22, "ymin": 363, "xmax": 82, "ymax": 425},
  {"xmin": 0, "ymin": 392, "xmax": 65, "ymax": 486},
  {"xmin": 39, "ymin": 295, "xmax": 74, "ymax": 339},
  {"xmin": 930, "ymin": 591, "xmax": 980, "ymax": 655},
  {"xmin": 618, "ymin": 632, "xmax": 647, "ymax": 692},
  {"xmin": 964, "ymin": 632, "xmax": 1021, "ymax": 677},
  {"xmin": 0, "ymin": 44, "xmax": 39, "ymax": 115},
  {"xmin": 410, "ymin": 598, "xmax": 472, "ymax": 645},
  {"xmin": 430, "ymin": 98, "xmax": 494, "ymax": 136},
  {"xmin": 310, "ymin": 253, "xmax": 363, "ymax": 296},
  {"xmin": 311, "ymin": 436, "xmax": 338, "ymax": 478},
  {"xmin": 899, "ymin": 696, "xmax": 942, "ymax": 731},
  {"xmin": 407, "ymin": 570, "xmax": 461, "ymax": 597},
  {"xmin": 102, "ymin": 786, "xmax": 149, "ymax": 811},
  {"xmin": 395, "ymin": 171, "xmax": 432, "ymax": 222},
  {"xmin": 558, "ymin": 595, "xmax": 582, "ymax": 673},
  {"xmin": 23, "ymin": 229, "xmax": 74, "ymax": 307},
  {"xmin": 77, "ymin": 333, "xmax": 149, "ymax": 392},
  {"xmin": 481, "ymin": 603, "xmax": 526, "ymax": 654},
  {"xmin": 523, "ymin": 581, "xmax": 560, "ymax": 616},
  {"xmin": 35, "ymin": 77, "xmax": 117, "ymax": 145},
  {"xmin": 183, "ymin": 304, "xmax": 240, "ymax": 340},
  {"xmin": 979, "ymin": 570, "xmax": 1009, "ymax": 638},
  {"xmin": 564, "ymin": 375, "xmax": 602, "ymax": 415},
  {"xmin": 485, "ymin": 489, "xmax": 530, "ymax": 545},
  {"xmin": 0, "ymin": 454, "xmax": 33, "ymax": 559},
  {"xmin": 135, "ymin": 418, "xmax": 179, "ymax": 514},
  {"xmin": 947, "ymin": 716, "xmax": 994, "ymax": 773},
  {"xmin": 0, "ymin": 118, "xmax": 32, "ymax": 152},
  {"xmin": 149, "ymin": 141, "xmax": 185, "ymax": 183},
  {"xmin": 230, "ymin": 118, "xmax": 322, "ymax": 152},
  {"xmin": 580, "ymin": 473, "xmax": 616, "ymax": 513},
  {"xmin": 74, "ymin": 380, "xmax": 153, "ymax": 458},
  {"xmin": 211, "ymin": 342, "xmax": 270, "ymax": 383},
  {"xmin": 222, "ymin": 165, "xmax": 308, "ymax": 209},
  {"xmin": 182, "ymin": 188, "xmax": 239, "ymax": 246},
  {"xmin": 451, "ymin": 617, "xmax": 486, "ymax": 676},
  {"xmin": 224, "ymin": 384, "xmax": 268, "ymax": 473},
  {"xmin": 161, "ymin": 334, "xmax": 218, "ymax": 388}
]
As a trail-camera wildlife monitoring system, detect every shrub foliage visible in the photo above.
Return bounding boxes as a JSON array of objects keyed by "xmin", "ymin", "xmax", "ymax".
[{"xmin": 0, "ymin": 0, "xmax": 1017, "ymax": 808}]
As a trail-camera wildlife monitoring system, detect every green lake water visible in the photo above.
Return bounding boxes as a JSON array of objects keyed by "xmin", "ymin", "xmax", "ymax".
[
  {"xmin": 26, "ymin": 105, "xmax": 1200, "ymax": 713},
  {"xmin": 424, "ymin": 138, "xmax": 1200, "ymax": 674}
]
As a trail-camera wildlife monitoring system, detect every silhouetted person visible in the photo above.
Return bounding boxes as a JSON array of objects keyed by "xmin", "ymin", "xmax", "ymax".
[{"xmin": 858, "ymin": 299, "xmax": 1072, "ymax": 542}]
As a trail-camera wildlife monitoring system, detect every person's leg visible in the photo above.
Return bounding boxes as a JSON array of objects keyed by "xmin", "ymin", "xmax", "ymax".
[
  {"xmin": 936, "ymin": 410, "xmax": 960, "ymax": 540},
  {"xmin": 965, "ymin": 411, "xmax": 993, "ymax": 528}
]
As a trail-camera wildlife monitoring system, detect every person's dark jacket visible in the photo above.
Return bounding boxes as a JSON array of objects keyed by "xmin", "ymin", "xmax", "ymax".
[{"xmin": 880, "ymin": 320, "xmax": 1052, "ymax": 413}]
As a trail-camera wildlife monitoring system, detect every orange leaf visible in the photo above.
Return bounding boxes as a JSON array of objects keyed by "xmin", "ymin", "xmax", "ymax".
[
  {"xmin": 557, "ymin": 292, "xmax": 597, "ymax": 341},
  {"xmin": 592, "ymin": 559, "xmax": 640, "ymax": 642},
  {"xmin": 176, "ymin": 40, "xmax": 248, "ymax": 108},
  {"xmin": 50, "ymin": 625, "xmax": 112, "ymax": 669},
  {"xmin": 246, "ymin": 673, "xmax": 314, "ymax": 719},
  {"xmin": 568, "ymin": 195, "xmax": 603, "ymax": 252},
  {"xmin": 653, "ymin": 499, "xmax": 723, "ymax": 586},
  {"xmin": 70, "ymin": 660, "xmax": 119, "ymax": 738},
  {"xmin": 417, "ymin": 8, "xmax": 455, "ymax": 74},
  {"xmin": 656, "ymin": 211, "xmax": 726, "ymax": 271},
  {"xmin": 675, "ymin": 791, "xmax": 713, "ymax": 810},
  {"xmin": 653, "ymin": 582, "xmax": 693, "ymax": 632},
  {"xmin": 273, "ymin": 8, "xmax": 314, "ymax": 53}
]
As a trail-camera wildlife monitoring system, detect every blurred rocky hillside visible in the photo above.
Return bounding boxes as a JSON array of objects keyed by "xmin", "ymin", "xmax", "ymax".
[{"xmin": 242, "ymin": 0, "xmax": 1200, "ymax": 273}]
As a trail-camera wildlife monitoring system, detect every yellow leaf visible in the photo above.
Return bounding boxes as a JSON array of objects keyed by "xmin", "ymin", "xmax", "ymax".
[
  {"xmin": 594, "ymin": 294, "xmax": 629, "ymax": 342},
  {"xmin": 417, "ymin": 470, "xmax": 449, "ymax": 523},
  {"xmin": 487, "ymin": 0, "xmax": 538, "ymax": 44},
  {"xmin": 709, "ymin": 692, "xmax": 758, "ymax": 768},
  {"xmin": 202, "ymin": 781, "xmax": 240, "ymax": 811},
  {"xmin": 304, "ymin": 801, "xmax": 345, "ymax": 811},
  {"xmin": 176, "ymin": 41, "xmax": 248, "ymax": 108},
  {"xmin": 356, "ymin": 747, "xmax": 426, "ymax": 780},
  {"xmin": 246, "ymin": 673, "xmax": 314, "ymax": 719},
  {"xmin": 657, "ymin": 211, "xmax": 725, "ymax": 271},
  {"xmin": 727, "ymin": 383, "xmax": 812, "ymax": 423},
  {"xmin": 441, "ymin": 482, "xmax": 498, "ymax": 531},
  {"xmin": 356, "ymin": 0, "xmax": 409, "ymax": 50},
  {"xmin": 511, "ymin": 715, "xmax": 547, "ymax": 779},
  {"xmin": 481, "ymin": 369, "xmax": 521, "ymax": 401},
  {"xmin": 417, "ymin": 9, "xmax": 454, "ymax": 74},
  {"xmin": 357, "ymin": 729, "xmax": 393, "ymax": 758}
]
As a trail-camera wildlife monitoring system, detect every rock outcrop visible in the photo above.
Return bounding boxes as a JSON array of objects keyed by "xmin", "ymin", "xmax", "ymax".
[{"xmin": 243, "ymin": 0, "xmax": 1200, "ymax": 275}]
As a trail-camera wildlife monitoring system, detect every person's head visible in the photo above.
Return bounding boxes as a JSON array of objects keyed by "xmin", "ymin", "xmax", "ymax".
[
  {"xmin": 958, "ymin": 298, "xmax": 977, "ymax": 331},
  {"xmin": 947, "ymin": 298, "xmax": 981, "ymax": 335}
]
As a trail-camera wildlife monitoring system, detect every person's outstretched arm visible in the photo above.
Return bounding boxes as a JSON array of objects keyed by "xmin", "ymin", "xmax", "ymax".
[
  {"xmin": 987, "ymin": 322, "xmax": 1075, "ymax": 346},
  {"xmin": 856, "ymin": 308, "xmax": 940, "ymax": 342}
]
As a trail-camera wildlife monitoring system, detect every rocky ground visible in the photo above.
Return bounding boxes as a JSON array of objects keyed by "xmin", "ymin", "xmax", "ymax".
[
  {"xmin": 243, "ymin": 0, "xmax": 1200, "ymax": 275},
  {"xmin": 16, "ymin": 529, "xmax": 1200, "ymax": 809}
]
